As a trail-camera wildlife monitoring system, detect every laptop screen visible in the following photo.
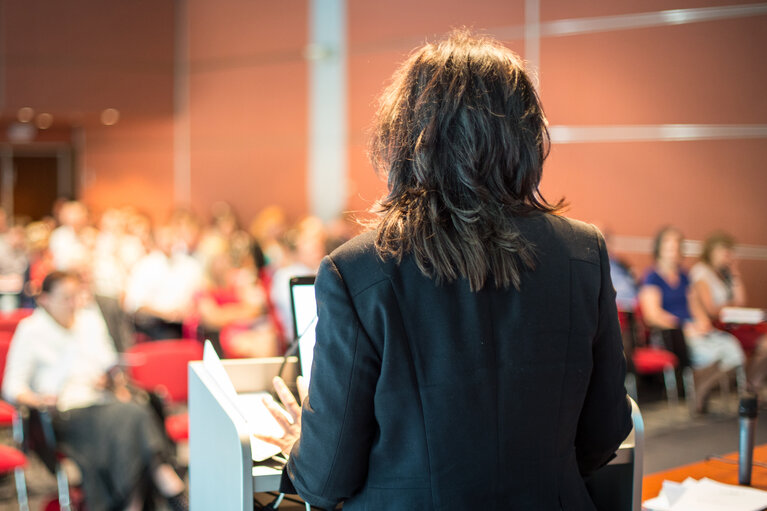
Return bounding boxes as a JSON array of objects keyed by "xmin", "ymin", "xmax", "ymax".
[{"xmin": 289, "ymin": 276, "xmax": 317, "ymax": 384}]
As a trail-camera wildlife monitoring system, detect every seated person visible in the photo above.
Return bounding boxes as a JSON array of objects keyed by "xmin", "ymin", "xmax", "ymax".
[
  {"xmin": 605, "ymin": 232, "xmax": 641, "ymax": 357},
  {"xmin": 22, "ymin": 221, "xmax": 54, "ymax": 308},
  {"xmin": 0, "ymin": 225, "xmax": 28, "ymax": 310},
  {"xmin": 691, "ymin": 231, "xmax": 767, "ymax": 392},
  {"xmin": 124, "ymin": 224, "xmax": 202, "ymax": 340},
  {"xmin": 191, "ymin": 245, "xmax": 278, "ymax": 358},
  {"xmin": 48, "ymin": 200, "xmax": 90, "ymax": 271},
  {"xmin": 270, "ymin": 217, "xmax": 327, "ymax": 340},
  {"xmin": 2, "ymin": 271, "xmax": 188, "ymax": 511},
  {"xmin": 639, "ymin": 226, "xmax": 745, "ymax": 412}
]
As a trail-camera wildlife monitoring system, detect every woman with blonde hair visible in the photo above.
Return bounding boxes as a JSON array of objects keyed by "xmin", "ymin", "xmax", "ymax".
[{"xmin": 691, "ymin": 231, "xmax": 767, "ymax": 392}]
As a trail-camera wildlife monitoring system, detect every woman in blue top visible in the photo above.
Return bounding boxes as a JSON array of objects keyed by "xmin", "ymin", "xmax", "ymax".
[{"xmin": 639, "ymin": 226, "xmax": 744, "ymax": 412}]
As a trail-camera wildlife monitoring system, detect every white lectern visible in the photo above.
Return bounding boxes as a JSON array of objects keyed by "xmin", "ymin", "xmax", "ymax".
[{"xmin": 188, "ymin": 357, "xmax": 299, "ymax": 511}]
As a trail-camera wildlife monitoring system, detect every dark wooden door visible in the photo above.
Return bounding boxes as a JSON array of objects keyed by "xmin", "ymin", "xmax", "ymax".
[{"xmin": 12, "ymin": 156, "xmax": 59, "ymax": 221}]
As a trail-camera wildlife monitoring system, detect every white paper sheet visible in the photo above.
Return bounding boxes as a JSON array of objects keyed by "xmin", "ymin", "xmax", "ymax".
[
  {"xmin": 720, "ymin": 307, "xmax": 766, "ymax": 324},
  {"xmin": 202, "ymin": 342, "xmax": 290, "ymax": 462},
  {"xmin": 644, "ymin": 477, "xmax": 767, "ymax": 511}
]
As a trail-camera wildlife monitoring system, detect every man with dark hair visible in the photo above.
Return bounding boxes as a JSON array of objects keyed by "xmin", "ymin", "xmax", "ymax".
[{"xmin": 2, "ymin": 271, "xmax": 188, "ymax": 510}]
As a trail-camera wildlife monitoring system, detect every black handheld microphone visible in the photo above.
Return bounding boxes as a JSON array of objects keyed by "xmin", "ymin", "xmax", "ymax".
[{"xmin": 739, "ymin": 394, "xmax": 758, "ymax": 485}]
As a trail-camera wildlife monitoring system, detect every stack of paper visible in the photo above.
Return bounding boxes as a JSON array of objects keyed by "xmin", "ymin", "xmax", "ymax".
[
  {"xmin": 720, "ymin": 307, "xmax": 766, "ymax": 325},
  {"xmin": 643, "ymin": 478, "xmax": 767, "ymax": 511}
]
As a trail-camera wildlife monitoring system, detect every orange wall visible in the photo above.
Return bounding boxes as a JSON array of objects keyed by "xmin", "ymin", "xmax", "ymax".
[
  {"xmin": 187, "ymin": 0, "xmax": 308, "ymax": 224},
  {"xmin": 1, "ymin": 0, "xmax": 174, "ymax": 116},
  {"xmin": 80, "ymin": 119, "xmax": 175, "ymax": 219},
  {"xmin": 0, "ymin": 0, "xmax": 176, "ymax": 220}
]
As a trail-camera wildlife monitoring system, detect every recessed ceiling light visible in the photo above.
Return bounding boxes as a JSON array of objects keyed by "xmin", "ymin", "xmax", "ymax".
[
  {"xmin": 101, "ymin": 108, "xmax": 120, "ymax": 126},
  {"xmin": 17, "ymin": 107, "xmax": 34, "ymax": 123},
  {"xmin": 35, "ymin": 113, "xmax": 53, "ymax": 129}
]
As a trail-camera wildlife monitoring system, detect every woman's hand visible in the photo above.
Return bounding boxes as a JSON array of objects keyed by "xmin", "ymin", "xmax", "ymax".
[{"xmin": 255, "ymin": 376, "xmax": 308, "ymax": 457}]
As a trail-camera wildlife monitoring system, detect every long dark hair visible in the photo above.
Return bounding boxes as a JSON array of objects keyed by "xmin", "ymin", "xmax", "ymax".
[{"xmin": 369, "ymin": 30, "xmax": 563, "ymax": 291}]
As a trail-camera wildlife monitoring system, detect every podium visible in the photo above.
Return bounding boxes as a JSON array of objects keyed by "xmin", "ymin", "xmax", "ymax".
[
  {"xmin": 189, "ymin": 359, "xmax": 642, "ymax": 511},
  {"xmin": 188, "ymin": 357, "xmax": 299, "ymax": 511}
]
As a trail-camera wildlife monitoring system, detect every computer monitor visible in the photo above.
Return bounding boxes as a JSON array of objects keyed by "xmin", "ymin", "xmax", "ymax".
[{"xmin": 289, "ymin": 276, "xmax": 317, "ymax": 384}]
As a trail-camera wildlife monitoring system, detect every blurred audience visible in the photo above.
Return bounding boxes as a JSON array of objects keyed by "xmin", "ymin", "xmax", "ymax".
[
  {"xmin": 190, "ymin": 241, "xmax": 277, "ymax": 357},
  {"xmin": 2, "ymin": 271, "xmax": 187, "ymax": 511},
  {"xmin": 0, "ymin": 199, "xmax": 365, "ymax": 357},
  {"xmin": 6, "ymin": 196, "xmax": 764, "ymax": 415},
  {"xmin": 638, "ymin": 226, "xmax": 745, "ymax": 413},
  {"xmin": 250, "ymin": 205, "xmax": 288, "ymax": 270},
  {"xmin": 124, "ymin": 224, "xmax": 203, "ymax": 340}
]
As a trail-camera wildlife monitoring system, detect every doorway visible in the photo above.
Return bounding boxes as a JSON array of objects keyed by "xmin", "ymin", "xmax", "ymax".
[{"xmin": 0, "ymin": 146, "xmax": 74, "ymax": 222}]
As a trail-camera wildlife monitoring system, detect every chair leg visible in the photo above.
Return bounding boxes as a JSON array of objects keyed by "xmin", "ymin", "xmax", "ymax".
[
  {"xmin": 682, "ymin": 367, "xmax": 696, "ymax": 416},
  {"xmin": 719, "ymin": 372, "xmax": 731, "ymax": 414},
  {"xmin": 56, "ymin": 465, "xmax": 72, "ymax": 511},
  {"xmin": 662, "ymin": 365, "xmax": 679, "ymax": 412},
  {"xmin": 14, "ymin": 466, "xmax": 29, "ymax": 511},
  {"xmin": 625, "ymin": 373, "xmax": 638, "ymax": 403}
]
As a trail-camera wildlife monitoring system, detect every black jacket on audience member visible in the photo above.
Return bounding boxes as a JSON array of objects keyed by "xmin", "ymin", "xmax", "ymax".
[{"xmin": 280, "ymin": 212, "xmax": 632, "ymax": 510}]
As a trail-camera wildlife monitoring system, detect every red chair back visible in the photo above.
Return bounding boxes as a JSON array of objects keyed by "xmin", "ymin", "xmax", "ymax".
[
  {"xmin": 0, "ymin": 308, "xmax": 33, "ymax": 334},
  {"xmin": 0, "ymin": 331, "xmax": 13, "ymax": 388},
  {"xmin": 0, "ymin": 444, "xmax": 26, "ymax": 473},
  {"xmin": 125, "ymin": 339, "xmax": 203, "ymax": 404}
]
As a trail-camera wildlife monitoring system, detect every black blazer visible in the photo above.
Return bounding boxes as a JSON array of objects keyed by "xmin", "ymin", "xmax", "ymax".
[{"xmin": 281, "ymin": 213, "xmax": 632, "ymax": 510}]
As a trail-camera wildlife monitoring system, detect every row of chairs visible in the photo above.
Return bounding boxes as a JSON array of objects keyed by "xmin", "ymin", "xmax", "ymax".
[
  {"xmin": 0, "ymin": 324, "xmax": 31, "ymax": 510},
  {"xmin": 621, "ymin": 309, "xmax": 738, "ymax": 415}
]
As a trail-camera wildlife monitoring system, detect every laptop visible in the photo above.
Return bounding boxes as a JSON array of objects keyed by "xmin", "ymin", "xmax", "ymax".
[{"xmin": 289, "ymin": 275, "xmax": 317, "ymax": 384}]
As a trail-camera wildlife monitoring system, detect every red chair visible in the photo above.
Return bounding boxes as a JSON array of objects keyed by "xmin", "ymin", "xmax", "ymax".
[
  {"xmin": 164, "ymin": 413, "xmax": 190, "ymax": 442},
  {"xmin": 0, "ymin": 308, "xmax": 33, "ymax": 335},
  {"xmin": 0, "ymin": 444, "xmax": 28, "ymax": 510},
  {"xmin": 0, "ymin": 329, "xmax": 29, "ymax": 509},
  {"xmin": 125, "ymin": 339, "xmax": 203, "ymax": 403},
  {"xmin": 630, "ymin": 347, "xmax": 680, "ymax": 408},
  {"xmin": 0, "ymin": 332, "xmax": 17, "ymax": 427},
  {"xmin": 125, "ymin": 339, "xmax": 203, "ymax": 444},
  {"xmin": 0, "ymin": 400, "xmax": 17, "ymax": 426},
  {"xmin": 620, "ymin": 309, "xmax": 681, "ymax": 410},
  {"xmin": 0, "ymin": 330, "xmax": 14, "ymax": 379}
]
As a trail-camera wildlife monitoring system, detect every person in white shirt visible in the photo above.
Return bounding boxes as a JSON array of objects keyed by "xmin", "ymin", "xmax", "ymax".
[
  {"xmin": 690, "ymin": 231, "xmax": 767, "ymax": 392},
  {"xmin": 2, "ymin": 271, "xmax": 188, "ymax": 511},
  {"xmin": 124, "ymin": 224, "xmax": 202, "ymax": 340},
  {"xmin": 48, "ymin": 201, "xmax": 89, "ymax": 271},
  {"xmin": 270, "ymin": 217, "xmax": 327, "ymax": 340}
]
